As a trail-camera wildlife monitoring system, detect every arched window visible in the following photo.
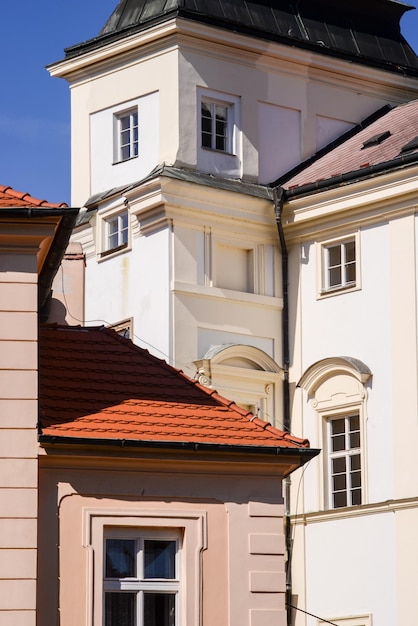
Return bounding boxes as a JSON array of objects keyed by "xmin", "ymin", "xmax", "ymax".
[
  {"xmin": 194, "ymin": 344, "xmax": 282, "ymax": 427},
  {"xmin": 298, "ymin": 357, "xmax": 372, "ymax": 510}
]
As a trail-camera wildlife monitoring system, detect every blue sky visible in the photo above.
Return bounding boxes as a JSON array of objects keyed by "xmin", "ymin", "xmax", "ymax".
[{"xmin": 1, "ymin": 1, "xmax": 418, "ymax": 205}]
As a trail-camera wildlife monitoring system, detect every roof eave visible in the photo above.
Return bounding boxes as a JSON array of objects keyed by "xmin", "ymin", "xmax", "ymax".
[
  {"xmin": 38, "ymin": 433, "xmax": 319, "ymax": 465},
  {"xmin": 60, "ymin": 8, "xmax": 418, "ymax": 78},
  {"xmin": 283, "ymin": 151, "xmax": 418, "ymax": 201}
]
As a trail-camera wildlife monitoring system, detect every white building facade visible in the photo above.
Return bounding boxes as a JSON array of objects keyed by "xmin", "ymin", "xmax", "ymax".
[{"xmin": 49, "ymin": 2, "xmax": 418, "ymax": 624}]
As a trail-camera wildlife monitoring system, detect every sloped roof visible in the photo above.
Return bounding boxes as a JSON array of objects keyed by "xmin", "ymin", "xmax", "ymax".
[
  {"xmin": 281, "ymin": 99, "xmax": 418, "ymax": 196},
  {"xmin": 39, "ymin": 325, "xmax": 312, "ymax": 455},
  {"xmin": 64, "ymin": 0, "xmax": 418, "ymax": 76},
  {"xmin": 0, "ymin": 184, "xmax": 67, "ymax": 208}
]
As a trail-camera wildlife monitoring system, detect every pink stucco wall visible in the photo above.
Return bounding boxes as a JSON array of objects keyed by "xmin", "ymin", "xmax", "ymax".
[{"xmin": 38, "ymin": 450, "xmax": 288, "ymax": 626}]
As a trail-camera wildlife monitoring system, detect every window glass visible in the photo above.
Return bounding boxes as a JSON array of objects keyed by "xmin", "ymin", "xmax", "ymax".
[
  {"xmin": 144, "ymin": 593, "xmax": 175, "ymax": 626},
  {"xmin": 105, "ymin": 592, "xmax": 136, "ymax": 626},
  {"xmin": 329, "ymin": 413, "xmax": 362, "ymax": 508},
  {"xmin": 106, "ymin": 539, "xmax": 136, "ymax": 578},
  {"xmin": 201, "ymin": 100, "xmax": 231, "ymax": 152},
  {"xmin": 117, "ymin": 109, "xmax": 139, "ymax": 161},
  {"xmin": 104, "ymin": 534, "xmax": 178, "ymax": 626},
  {"xmin": 144, "ymin": 540, "xmax": 176, "ymax": 579},
  {"xmin": 323, "ymin": 239, "xmax": 356, "ymax": 292},
  {"xmin": 105, "ymin": 211, "xmax": 129, "ymax": 253}
]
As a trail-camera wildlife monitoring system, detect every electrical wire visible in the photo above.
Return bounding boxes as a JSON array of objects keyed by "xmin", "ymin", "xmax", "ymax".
[
  {"xmin": 58, "ymin": 264, "xmax": 337, "ymax": 626},
  {"xmin": 57, "ymin": 265, "xmax": 196, "ymax": 376},
  {"xmin": 287, "ymin": 604, "xmax": 339, "ymax": 626}
]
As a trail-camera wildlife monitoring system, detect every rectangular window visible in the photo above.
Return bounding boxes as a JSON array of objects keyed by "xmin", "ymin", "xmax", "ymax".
[
  {"xmin": 116, "ymin": 109, "xmax": 139, "ymax": 162},
  {"xmin": 328, "ymin": 413, "xmax": 362, "ymax": 509},
  {"xmin": 104, "ymin": 535, "xmax": 179, "ymax": 626},
  {"xmin": 105, "ymin": 211, "xmax": 129, "ymax": 252},
  {"xmin": 323, "ymin": 239, "xmax": 356, "ymax": 292},
  {"xmin": 201, "ymin": 100, "xmax": 232, "ymax": 153}
]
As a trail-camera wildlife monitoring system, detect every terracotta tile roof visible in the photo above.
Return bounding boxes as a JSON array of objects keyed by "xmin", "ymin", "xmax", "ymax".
[
  {"xmin": 283, "ymin": 99, "xmax": 418, "ymax": 192},
  {"xmin": 39, "ymin": 325, "xmax": 309, "ymax": 451},
  {"xmin": 0, "ymin": 184, "xmax": 67, "ymax": 208}
]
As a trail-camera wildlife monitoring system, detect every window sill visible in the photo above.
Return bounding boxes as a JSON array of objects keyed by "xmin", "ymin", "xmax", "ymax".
[
  {"xmin": 99, "ymin": 242, "xmax": 129, "ymax": 260},
  {"xmin": 318, "ymin": 282, "xmax": 359, "ymax": 299},
  {"xmin": 201, "ymin": 146, "xmax": 235, "ymax": 156},
  {"xmin": 112, "ymin": 155, "xmax": 139, "ymax": 165}
]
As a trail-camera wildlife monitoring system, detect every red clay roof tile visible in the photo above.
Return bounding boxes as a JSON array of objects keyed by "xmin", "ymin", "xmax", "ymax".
[
  {"xmin": 39, "ymin": 325, "xmax": 309, "ymax": 451},
  {"xmin": 0, "ymin": 184, "xmax": 67, "ymax": 208}
]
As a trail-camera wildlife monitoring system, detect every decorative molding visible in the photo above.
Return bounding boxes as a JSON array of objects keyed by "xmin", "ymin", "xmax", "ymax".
[{"xmin": 298, "ymin": 356, "xmax": 372, "ymax": 393}]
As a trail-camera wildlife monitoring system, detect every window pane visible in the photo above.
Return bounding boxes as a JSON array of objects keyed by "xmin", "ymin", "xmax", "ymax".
[
  {"xmin": 333, "ymin": 491, "xmax": 347, "ymax": 508},
  {"xmin": 351, "ymin": 470, "xmax": 361, "ymax": 489},
  {"xmin": 333, "ymin": 473, "xmax": 347, "ymax": 492},
  {"xmin": 144, "ymin": 593, "xmax": 175, "ymax": 626},
  {"xmin": 328, "ymin": 245, "xmax": 341, "ymax": 266},
  {"xmin": 349, "ymin": 414, "xmax": 360, "ymax": 431},
  {"xmin": 345, "ymin": 240, "xmax": 355, "ymax": 262},
  {"xmin": 331, "ymin": 419, "xmax": 345, "ymax": 435},
  {"xmin": 329, "ymin": 266, "xmax": 342, "ymax": 286},
  {"xmin": 351, "ymin": 488, "xmax": 362, "ymax": 505},
  {"xmin": 351, "ymin": 454, "xmax": 361, "ymax": 471},
  {"xmin": 349, "ymin": 431, "xmax": 360, "ymax": 448},
  {"xmin": 144, "ymin": 541, "xmax": 176, "ymax": 579},
  {"xmin": 332, "ymin": 456, "xmax": 346, "ymax": 473},
  {"xmin": 331, "ymin": 434, "xmax": 346, "ymax": 452},
  {"xmin": 105, "ymin": 592, "xmax": 136, "ymax": 626},
  {"xmin": 106, "ymin": 539, "xmax": 136, "ymax": 578},
  {"xmin": 345, "ymin": 261, "xmax": 356, "ymax": 283},
  {"xmin": 121, "ymin": 116, "xmax": 130, "ymax": 131}
]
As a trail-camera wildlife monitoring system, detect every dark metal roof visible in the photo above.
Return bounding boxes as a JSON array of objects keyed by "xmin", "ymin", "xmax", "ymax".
[
  {"xmin": 64, "ymin": 0, "xmax": 418, "ymax": 76},
  {"xmin": 78, "ymin": 164, "xmax": 272, "ymax": 225}
]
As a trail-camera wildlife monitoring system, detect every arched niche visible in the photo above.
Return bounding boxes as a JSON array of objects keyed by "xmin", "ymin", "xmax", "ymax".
[{"xmin": 194, "ymin": 344, "xmax": 282, "ymax": 426}]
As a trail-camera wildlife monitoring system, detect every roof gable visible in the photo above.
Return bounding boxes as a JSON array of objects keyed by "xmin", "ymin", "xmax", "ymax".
[{"xmin": 39, "ymin": 325, "xmax": 310, "ymax": 452}]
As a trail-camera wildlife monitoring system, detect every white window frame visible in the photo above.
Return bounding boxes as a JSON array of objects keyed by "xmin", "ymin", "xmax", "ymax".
[
  {"xmin": 298, "ymin": 357, "xmax": 371, "ymax": 513},
  {"xmin": 103, "ymin": 527, "xmax": 181, "ymax": 626},
  {"xmin": 318, "ymin": 233, "xmax": 360, "ymax": 297},
  {"xmin": 326, "ymin": 411, "xmax": 362, "ymax": 509},
  {"xmin": 114, "ymin": 107, "xmax": 139, "ymax": 163},
  {"xmin": 201, "ymin": 98, "xmax": 233, "ymax": 154},
  {"xmin": 83, "ymin": 508, "xmax": 206, "ymax": 626},
  {"xmin": 197, "ymin": 89, "xmax": 240, "ymax": 158},
  {"xmin": 102, "ymin": 210, "xmax": 129, "ymax": 256}
]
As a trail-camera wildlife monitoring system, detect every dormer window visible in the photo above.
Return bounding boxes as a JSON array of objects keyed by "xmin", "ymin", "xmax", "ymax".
[{"xmin": 115, "ymin": 108, "xmax": 138, "ymax": 162}]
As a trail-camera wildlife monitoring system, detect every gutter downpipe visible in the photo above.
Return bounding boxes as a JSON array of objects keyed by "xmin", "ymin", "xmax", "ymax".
[{"xmin": 273, "ymin": 186, "xmax": 292, "ymax": 626}]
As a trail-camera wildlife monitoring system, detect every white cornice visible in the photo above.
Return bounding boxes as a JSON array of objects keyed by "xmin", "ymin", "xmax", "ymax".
[
  {"xmin": 48, "ymin": 17, "xmax": 418, "ymax": 99},
  {"xmin": 292, "ymin": 496, "xmax": 418, "ymax": 524},
  {"xmin": 283, "ymin": 166, "xmax": 418, "ymax": 242}
]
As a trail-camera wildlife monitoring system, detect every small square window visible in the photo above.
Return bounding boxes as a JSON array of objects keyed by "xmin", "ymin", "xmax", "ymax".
[
  {"xmin": 104, "ymin": 535, "xmax": 178, "ymax": 626},
  {"xmin": 115, "ymin": 109, "xmax": 139, "ymax": 162},
  {"xmin": 327, "ymin": 413, "xmax": 362, "ymax": 509},
  {"xmin": 201, "ymin": 99, "xmax": 233, "ymax": 153},
  {"xmin": 322, "ymin": 238, "xmax": 356, "ymax": 293},
  {"xmin": 104, "ymin": 211, "xmax": 129, "ymax": 254}
]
